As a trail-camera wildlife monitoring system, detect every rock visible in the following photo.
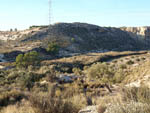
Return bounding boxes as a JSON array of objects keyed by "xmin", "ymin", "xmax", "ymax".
[
  {"xmin": 57, "ymin": 74, "xmax": 78, "ymax": 83},
  {"xmin": 132, "ymin": 63, "xmax": 139, "ymax": 67},
  {"xmin": 0, "ymin": 65, "xmax": 4, "ymax": 69},
  {"xmin": 58, "ymin": 75, "xmax": 73, "ymax": 83},
  {"xmin": 78, "ymin": 106, "xmax": 98, "ymax": 113},
  {"xmin": 0, "ymin": 54, "xmax": 6, "ymax": 62},
  {"xmin": 40, "ymin": 80, "xmax": 48, "ymax": 85},
  {"xmin": 125, "ymin": 74, "xmax": 150, "ymax": 88},
  {"xmin": 125, "ymin": 80, "xmax": 141, "ymax": 87}
]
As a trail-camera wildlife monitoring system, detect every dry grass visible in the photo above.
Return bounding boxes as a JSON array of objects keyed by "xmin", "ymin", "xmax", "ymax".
[
  {"xmin": 0, "ymin": 100, "xmax": 35, "ymax": 113},
  {"xmin": 1, "ymin": 51, "xmax": 150, "ymax": 113},
  {"xmin": 29, "ymin": 90, "xmax": 79, "ymax": 113},
  {"xmin": 105, "ymin": 102, "xmax": 150, "ymax": 113},
  {"xmin": 123, "ymin": 61, "xmax": 150, "ymax": 83},
  {"xmin": 122, "ymin": 86, "xmax": 150, "ymax": 103}
]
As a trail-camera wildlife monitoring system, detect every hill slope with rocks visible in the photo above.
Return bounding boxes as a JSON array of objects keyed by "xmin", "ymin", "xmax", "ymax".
[
  {"xmin": 0, "ymin": 23, "xmax": 150, "ymax": 61},
  {"xmin": 20, "ymin": 23, "xmax": 150, "ymax": 52},
  {"xmin": 1, "ymin": 23, "xmax": 150, "ymax": 52}
]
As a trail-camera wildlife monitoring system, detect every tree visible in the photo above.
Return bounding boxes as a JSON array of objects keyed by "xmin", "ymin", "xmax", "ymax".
[
  {"xmin": 14, "ymin": 28, "xmax": 17, "ymax": 32},
  {"xmin": 15, "ymin": 54, "xmax": 24, "ymax": 67},
  {"xmin": 10, "ymin": 29, "xmax": 13, "ymax": 32},
  {"xmin": 46, "ymin": 42, "xmax": 60, "ymax": 55},
  {"xmin": 16, "ymin": 51, "xmax": 40, "ymax": 68}
]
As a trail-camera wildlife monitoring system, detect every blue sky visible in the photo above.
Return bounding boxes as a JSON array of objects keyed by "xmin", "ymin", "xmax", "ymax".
[{"xmin": 0, "ymin": 0, "xmax": 150, "ymax": 30}]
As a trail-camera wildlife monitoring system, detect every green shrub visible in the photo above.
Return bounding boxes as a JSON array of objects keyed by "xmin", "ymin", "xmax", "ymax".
[
  {"xmin": 19, "ymin": 72, "xmax": 43, "ymax": 90},
  {"xmin": 16, "ymin": 51, "xmax": 40, "ymax": 68},
  {"xmin": 72, "ymin": 68, "xmax": 83, "ymax": 75},
  {"xmin": 46, "ymin": 42, "xmax": 60, "ymax": 55},
  {"xmin": 71, "ymin": 38, "xmax": 75, "ymax": 42},
  {"xmin": 141, "ymin": 57, "xmax": 146, "ymax": 60},
  {"xmin": 119, "ymin": 64, "xmax": 127, "ymax": 69},
  {"xmin": 126, "ymin": 60, "xmax": 134, "ymax": 65},
  {"xmin": 136, "ymin": 58, "xmax": 140, "ymax": 62}
]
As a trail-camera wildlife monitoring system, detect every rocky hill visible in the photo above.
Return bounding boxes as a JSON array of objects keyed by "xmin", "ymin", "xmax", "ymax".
[{"xmin": 0, "ymin": 23, "xmax": 150, "ymax": 55}]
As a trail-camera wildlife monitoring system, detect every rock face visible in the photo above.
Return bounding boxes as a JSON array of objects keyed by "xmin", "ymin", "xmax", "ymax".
[{"xmin": 120, "ymin": 27, "xmax": 150, "ymax": 40}]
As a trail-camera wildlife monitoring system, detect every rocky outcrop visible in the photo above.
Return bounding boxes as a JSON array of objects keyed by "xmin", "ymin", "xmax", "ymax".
[{"xmin": 120, "ymin": 27, "xmax": 150, "ymax": 40}]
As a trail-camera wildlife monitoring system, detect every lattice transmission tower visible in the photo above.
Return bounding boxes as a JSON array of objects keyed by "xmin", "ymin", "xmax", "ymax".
[{"xmin": 48, "ymin": 0, "xmax": 52, "ymax": 25}]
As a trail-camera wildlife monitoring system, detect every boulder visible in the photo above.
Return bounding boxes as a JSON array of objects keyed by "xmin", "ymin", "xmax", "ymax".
[
  {"xmin": 58, "ymin": 75, "xmax": 73, "ymax": 83},
  {"xmin": 57, "ymin": 74, "xmax": 78, "ymax": 83}
]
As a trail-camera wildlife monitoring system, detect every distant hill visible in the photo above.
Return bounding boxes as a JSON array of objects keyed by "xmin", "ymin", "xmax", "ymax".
[
  {"xmin": 1, "ymin": 23, "xmax": 150, "ymax": 55},
  {"xmin": 18, "ymin": 23, "xmax": 149, "ymax": 52}
]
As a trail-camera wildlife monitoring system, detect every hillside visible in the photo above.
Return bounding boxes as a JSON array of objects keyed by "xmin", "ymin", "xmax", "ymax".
[
  {"xmin": 1, "ymin": 23, "xmax": 150, "ymax": 113},
  {"xmin": 0, "ymin": 23, "xmax": 150, "ymax": 55},
  {"xmin": 20, "ymin": 23, "xmax": 149, "ymax": 52},
  {"xmin": 1, "ymin": 50, "xmax": 150, "ymax": 113}
]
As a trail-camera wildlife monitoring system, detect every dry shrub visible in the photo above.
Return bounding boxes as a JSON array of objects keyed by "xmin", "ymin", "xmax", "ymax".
[
  {"xmin": 98, "ymin": 105, "xmax": 106, "ymax": 113},
  {"xmin": 72, "ymin": 67, "xmax": 83, "ymax": 75},
  {"xmin": 126, "ymin": 60, "xmax": 134, "ymax": 65},
  {"xmin": 69, "ymin": 95, "xmax": 87, "ymax": 109},
  {"xmin": 86, "ymin": 63, "xmax": 114, "ymax": 81},
  {"xmin": 0, "ymin": 100, "xmax": 35, "ymax": 113},
  {"xmin": 105, "ymin": 102, "xmax": 150, "ymax": 113},
  {"xmin": 0, "ymin": 90, "xmax": 24, "ymax": 107},
  {"xmin": 29, "ymin": 88, "xmax": 79, "ymax": 113},
  {"xmin": 122, "ymin": 86, "xmax": 150, "ymax": 103}
]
